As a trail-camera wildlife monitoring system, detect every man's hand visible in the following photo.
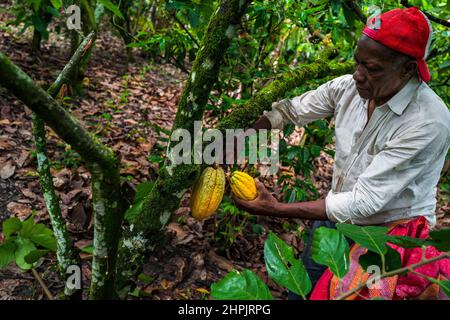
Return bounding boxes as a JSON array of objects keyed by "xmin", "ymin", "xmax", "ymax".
[
  {"xmin": 233, "ymin": 178, "xmax": 328, "ymax": 220},
  {"xmin": 232, "ymin": 179, "xmax": 281, "ymax": 216}
]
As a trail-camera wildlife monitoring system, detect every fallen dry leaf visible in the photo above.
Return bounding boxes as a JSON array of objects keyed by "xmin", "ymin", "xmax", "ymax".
[{"xmin": 1, "ymin": 161, "xmax": 16, "ymax": 179}]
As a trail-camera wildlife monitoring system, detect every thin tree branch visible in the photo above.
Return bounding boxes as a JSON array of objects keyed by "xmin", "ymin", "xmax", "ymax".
[
  {"xmin": 401, "ymin": 0, "xmax": 450, "ymax": 28},
  {"xmin": 170, "ymin": 11, "xmax": 201, "ymax": 47},
  {"xmin": 343, "ymin": 0, "xmax": 367, "ymax": 22},
  {"xmin": 32, "ymin": 268, "xmax": 54, "ymax": 300}
]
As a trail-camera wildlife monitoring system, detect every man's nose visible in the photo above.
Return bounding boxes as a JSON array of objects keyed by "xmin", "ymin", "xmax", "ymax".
[{"xmin": 353, "ymin": 65, "xmax": 365, "ymax": 83}]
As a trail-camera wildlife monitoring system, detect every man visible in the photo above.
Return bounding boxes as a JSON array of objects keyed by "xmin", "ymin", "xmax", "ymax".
[{"xmin": 232, "ymin": 7, "xmax": 450, "ymax": 299}]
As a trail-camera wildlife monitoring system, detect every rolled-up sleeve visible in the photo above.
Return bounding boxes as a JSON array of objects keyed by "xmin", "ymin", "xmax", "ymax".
[
  {"xmin": 263, "ymin": 74, "xmax": 353, "ymax": 130},
  {"xmin": 325, "ymin": 122, "xmax": 450, "ymax": 224}
]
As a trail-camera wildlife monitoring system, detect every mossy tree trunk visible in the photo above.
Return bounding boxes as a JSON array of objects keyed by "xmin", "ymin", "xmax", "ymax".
[
  {"xmin": 0, "ymin": 49, "xmax": 127, "ymax": 299},
  {"xmin": 114, "ymin": 0, "xmax": 252, "ymax": 294},
  {"xmin": 31, "ymin": 32, "xmax": 97, "ymax": 299}
]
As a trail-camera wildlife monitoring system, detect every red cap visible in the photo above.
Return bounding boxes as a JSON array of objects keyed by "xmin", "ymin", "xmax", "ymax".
[{"xmin": 363, "ymin": 7, "xmax": 432, "ymax": 82}]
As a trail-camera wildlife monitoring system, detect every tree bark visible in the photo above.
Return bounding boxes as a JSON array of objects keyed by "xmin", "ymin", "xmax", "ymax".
[
  {"xmin": 0, "ymin": 49, "xmax": 127, "ymax": 299},
  {"xmin": 114, "ymin": 0, "xmax": 252, "ymax": 295}
]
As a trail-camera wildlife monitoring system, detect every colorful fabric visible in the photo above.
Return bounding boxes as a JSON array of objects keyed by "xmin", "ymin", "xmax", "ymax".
[{"xmin": 310, "ymin": 216, "xmax": 450, "ymax": 300}]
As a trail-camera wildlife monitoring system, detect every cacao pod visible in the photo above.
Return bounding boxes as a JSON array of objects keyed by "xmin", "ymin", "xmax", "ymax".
[
  {"xmin": 230, "ymin": 171, "xmax": 258, "ymax": 201},
  {"xmin": 190, "ymin": 166, "xmax": 225, "ymax": 220}
]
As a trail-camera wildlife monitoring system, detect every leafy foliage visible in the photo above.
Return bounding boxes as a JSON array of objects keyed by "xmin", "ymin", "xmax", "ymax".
[{"xmin": 0, "ymin": 213, "xmax": 57, "ymax": 270}]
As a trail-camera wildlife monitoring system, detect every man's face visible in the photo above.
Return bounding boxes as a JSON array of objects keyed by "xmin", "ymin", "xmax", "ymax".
[{"xmin": 353, "ymin": 35, "xmax": 411, "ymax": 103}]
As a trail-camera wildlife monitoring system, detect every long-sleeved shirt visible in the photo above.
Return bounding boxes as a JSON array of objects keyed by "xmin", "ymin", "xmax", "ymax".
[{"xmin": 264, "ymin": 74, "xmax": 450, "ymax": 226}]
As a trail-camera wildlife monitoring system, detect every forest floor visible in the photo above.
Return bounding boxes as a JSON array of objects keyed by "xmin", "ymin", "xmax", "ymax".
[{"xmin": 0, "ymin": 7, "xmax": 449, "ymax": 300}]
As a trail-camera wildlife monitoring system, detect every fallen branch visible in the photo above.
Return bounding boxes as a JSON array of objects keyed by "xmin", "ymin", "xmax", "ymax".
[{"xmin": 32, "ymin": 268, "xmax": 54, "ymax": 300}]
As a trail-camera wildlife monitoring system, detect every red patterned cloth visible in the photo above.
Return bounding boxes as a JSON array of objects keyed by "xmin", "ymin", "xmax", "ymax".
[{"xmin": 310, "ymin": 216, "xmax": 450, "ymax": 300}]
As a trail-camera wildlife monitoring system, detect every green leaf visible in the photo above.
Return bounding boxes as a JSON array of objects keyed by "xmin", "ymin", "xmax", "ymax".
[
  {"xmin": 135, "ymin": 181, "xmax": 155, "ymax": 202},
  {"xmin": 124, "ymin": 200, "xmax": 144, "ymax": 223},
  {"xmin": 264, "ymin": 232, "xmax": 311, "ymax": 298},
  {"xmin": 2, "ymin": 217, "xmax": 22, "ymax": 238},
  {"xmin": 336, "ymin": 223, "xmax": 388, "ymax": 255},
  {"xmin": 387, "ymin": 236, "xmax": 426, "ymax": 248},
  {"xmin": 359, "ymin": 246, "xmax": 402, "ymax": 272},
  {"xmin": 211, "ymin": 269, "xmax": 273, "ymax": 300},
  {"xmin": 98, "ymin": 0, "xmax": 124, "ymax": 19},
  {"xmin": 0, "ymin": 240, "xmax": 17, "ymax": 269},
  {"xmin": 24, "ymin": 249, "xmax": 49, "ymax": 264},
  {"xmin": 19, "ymin": 222, "xmax": 57, "ymax": 251},
  {"xmin": 311, "ymin": 227, "xmax": 349, "ymax": 279},
  {"xmin": 49, "ymin": 0, "xmax": 62, "ymax": 9},
  {"xmin": 15, "ymin": 237, "xmax": 37, "ymax": 270},
  {"xmin": 80, "ymin": 245, "xmax": 93, "ymax": 254},
  {"xmin": 439, "ymin": 280, "xmax": 450, "ymax": 299},
  {"xmin": 428, "ymin": 229, "xmax": 450, "ymax": 252}
]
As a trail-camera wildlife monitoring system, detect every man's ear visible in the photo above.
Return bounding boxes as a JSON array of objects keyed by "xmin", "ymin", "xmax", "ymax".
[{"xmin": 402, "ymin": 60, "xmax": 418, "ymax": 80}]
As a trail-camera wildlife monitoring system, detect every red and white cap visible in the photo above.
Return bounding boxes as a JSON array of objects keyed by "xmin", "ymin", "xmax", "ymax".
[{"xmin": 363, "ymin": 7, "xmax": 433, "ymax": 82}]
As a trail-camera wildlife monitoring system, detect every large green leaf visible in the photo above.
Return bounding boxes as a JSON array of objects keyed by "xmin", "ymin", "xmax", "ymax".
[
  {"xmin": 24, "ymin": 249, "xmax": 50, "ymax": 264},
  {"xmin": 264, "ymin": 232, "xmax": 312, "ymax": 298},
  {"xmin": 49, "ymin": 0, "xmax": 62, "ymax": 9},
  {"xmin": 428, "ymin": 229, "xmax": 450, "ymax": 252},
  {"xmin": 359, "ymin": 246, "xmax": 402, "ymax": 272},
  {"xmin": 15, "ymin": 237, "xmax": 37, "ymax": 270},
  {"xmin": 2, "ymin": 217, "xmax": 22, "ymax": 238},
  {"xmin": 336, "ymin": 223, "xmax": 389, "ymax": 255},
  {"xmin": 387, "ymin": 236, "xmax": 426, "ymax": 248},
  {"xmin": 439, "ymin": 280, "xmax": 450, "ymax": 299},
  {"xmin": 311, "ymin": 227, "xmax": 349, "ymax": 279},
  {"xmin": 211, "ymin": 269, "xmax": 273, "ymax": 300},
  {"xmin": 0, "ymin": 240, "xmax": 17, "ymax": 269},
  {"xmin": 98, "ymin": 0, "xmax": 124, "ymax": 19},
  {"xmin": 19, "ymin": 216, "xmax": 57, "ymax": 251}
]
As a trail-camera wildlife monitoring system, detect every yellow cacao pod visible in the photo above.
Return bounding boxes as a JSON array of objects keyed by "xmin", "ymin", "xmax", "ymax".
[
  {"xmin": 190, "ymin": 166, "xmax": 225, "ymax": 220},
  {"xmin": 230, "ymin": 171, "xmax": 258, "ymax": 201}
]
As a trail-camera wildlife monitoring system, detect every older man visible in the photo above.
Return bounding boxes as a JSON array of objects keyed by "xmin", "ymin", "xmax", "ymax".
[{"xmin": 233, "ymin": 7, "xmax": 450, "ymax": 299}]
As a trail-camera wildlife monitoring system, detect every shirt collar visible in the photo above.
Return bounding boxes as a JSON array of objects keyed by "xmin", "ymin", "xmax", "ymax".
[{"xmin": 385, "ymin": 77, "xmax": 421, "ymax": 116}]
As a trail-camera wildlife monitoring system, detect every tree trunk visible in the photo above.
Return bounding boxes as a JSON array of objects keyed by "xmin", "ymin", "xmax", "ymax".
[
  {"xmin": 114, "ymin": 0, "xmax": 252, "ymax": 295},
  {"xmin": 0, "ymin": 49, "xmax": 127, "ymax": 299}
]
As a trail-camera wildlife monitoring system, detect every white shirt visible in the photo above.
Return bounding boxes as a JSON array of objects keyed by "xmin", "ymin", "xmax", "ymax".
[{"xmin": 264, "ymin": 74, "xmax": 450, "ymax": 226}]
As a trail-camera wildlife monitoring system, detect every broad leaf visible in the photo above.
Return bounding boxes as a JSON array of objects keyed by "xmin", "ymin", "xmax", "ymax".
[
  {"xmin": 264, "ymin": 232, "xmax": 312, "ymax": 298},
  {"xmin": 336, "ymin": 223, "xmax": 389, "ymax": 255},
  {"xmin": 98, "ymin": 0, "xmax": 124, "ymax": 19},
  {"xmin": 439, "ymin": 280, "xmax": 450, "ymax": 299},
  {"xmin": 359, "ymin": 246, "xmax": 402, "ymax": 272},
  {"xmin": 0, "ymin": 240, "xmax": 17, "ymax": 269},
  {"xmin": 311, "ymin": 227, "xmax": 349, "ymax": 279},
  {"xmin": 211, "ymin": 269, "xmax": 273, "ymax": 300},
  {"xmin": 49, "ymin": 0, "xmax": 62, "ymax": 9},
  {"xmin": 15, "ymin": 237, "xmax": 37, "ymax": 270},
  {"xmin": 428, "ymin": 229, "xmax": 450, "ymax": 252},
  {"xmin": 19, "ymin": 222, "xmax": 57, "ymax": 251},
  {"xmin": 387, "ymin": 236, "xmax": 426, "ymax": 248},
  {"xmin": 2, "ymin": 217, "xmax": 22, "ymax": 238},
  {"xmin": 135, "ymin": 181, "xmax": 155, "ymax": 202},
  {"xmin": 24, "ymin": 249, "xmax": 50, "ymax": 264}
]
